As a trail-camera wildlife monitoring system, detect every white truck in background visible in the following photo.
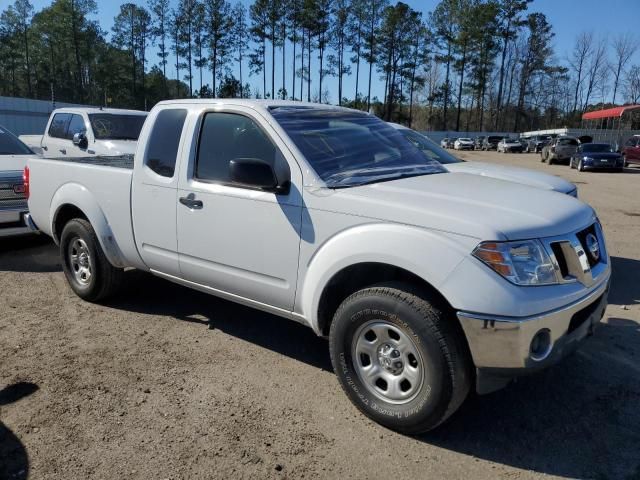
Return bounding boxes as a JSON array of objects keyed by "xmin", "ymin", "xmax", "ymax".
[
  {"xmin": 25, "ymin": 100, "xmax": 611, "ymax": 434},
  {"xmin": 0, "ymin": 125, "xmax": 37, "ymax": 237},
  {"xmin": 20, "ymin": 107, "xmax": 147, "ymax": 158}
]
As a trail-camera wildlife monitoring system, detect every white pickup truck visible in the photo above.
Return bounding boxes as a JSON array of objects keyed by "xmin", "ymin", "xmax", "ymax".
[
  {"xmin": 0, "ymin": 125, "xmax": 37, "ymax": 237},
  {"xmin": 26, "ymin": 100, "xmax": 611, "ymax": 433},
  {"xmin": 20, "ymin": 107, "xmax": 147, "ymax": 158}
]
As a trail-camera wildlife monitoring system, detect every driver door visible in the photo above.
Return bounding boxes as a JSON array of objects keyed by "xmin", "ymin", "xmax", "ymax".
[{"xmin": 176, "ymin": 106, "xmax": 304, "ymax": 311}]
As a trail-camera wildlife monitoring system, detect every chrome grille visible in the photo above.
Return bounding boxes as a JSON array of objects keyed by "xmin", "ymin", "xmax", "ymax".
[
  {"xmin": 0, "ymin": 171, "xmax": 26, "ymax": 209},
  {"xmin": 542, "ymin": 221, "xmax": 608, "ymax": 288}
]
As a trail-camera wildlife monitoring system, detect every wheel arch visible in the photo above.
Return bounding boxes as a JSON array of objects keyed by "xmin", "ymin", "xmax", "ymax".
[
  {"xmin": 297, "ymin": 223, "xmax": 472, "ymax": 336},
  {"xmin": 50, "ymin": 183, "xmax": 127, "ymax": 268}
]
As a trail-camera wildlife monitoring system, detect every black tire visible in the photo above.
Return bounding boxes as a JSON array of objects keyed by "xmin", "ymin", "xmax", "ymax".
[
  {"xmin": 569, "ymin": 158, "xmax": 574, "ymax": 169},
  {"xmin": 540, "ymin": 151, "xmax": 546, "ymax": 162},
  {"xmin": 578, "ymin": 159, "xmax": 584, "ymax": 172},
  {"xmin": 622, "ymin": 155, "xmax": 628, "ymax": 168},
  {"xmin": 60, "ymin": 218, "xmax": 123, "ymax": 302},
  {"xmin": 329, "ymin": 282, "xmax": 472, "ymax": 434}
]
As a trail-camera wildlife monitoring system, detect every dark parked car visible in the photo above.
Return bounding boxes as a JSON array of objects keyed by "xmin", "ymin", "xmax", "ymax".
[
  {"xmin": 474, "ymin": 136, "xmax": 485, "ymax": 150},
  {"xmin": 570, "ymin": 143, "xmax": 623, "ymax": 172},
  {"xmin": 621, "ymin": 135, "xmax": 640, "ymax": 167},
  {"xmin": 525, "ymin": 135, "xmax": 552, "ymax": 153},
  {"xmin": 482, "ymin": 135, "xmax": 502, "ymax": 151}
]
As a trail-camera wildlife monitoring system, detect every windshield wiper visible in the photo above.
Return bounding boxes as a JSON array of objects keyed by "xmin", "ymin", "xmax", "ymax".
[{"xmin": 330, "ymin": 170, "xmax": 442, "ymax": 189}]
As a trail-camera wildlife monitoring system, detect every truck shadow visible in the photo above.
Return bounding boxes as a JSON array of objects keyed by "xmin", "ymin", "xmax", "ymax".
[
  {"xmin": 610, "ymin": 256, "xmax": 640, "ymax": 307},
  {"xmin": 0, "ymin": 235, "xmax": 60, "ymax": 273},
  {"xmin": 106, "ymin": 270, "xmax": 332, "ymax": 372},
  {"xmin": 0, "ymin": 382, "xmax": 39, "ymax": 480},
  {"xmin": 421, "ymin": 319, "xmax": 640, "ymax": 479},
  {"xmin": 105, "ymin": 264, "xmax": 640, "ymax": 478}
]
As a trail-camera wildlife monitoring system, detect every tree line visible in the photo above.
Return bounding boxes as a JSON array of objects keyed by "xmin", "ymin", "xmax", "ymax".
[{"xmin": 1, "ymin": 0, "xmax": 639, "ymax": 132}]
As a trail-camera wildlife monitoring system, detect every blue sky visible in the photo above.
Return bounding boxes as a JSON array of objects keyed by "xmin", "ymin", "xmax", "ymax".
[{"xmin": 29, "ymin": 0, "xmax": 640, "ymax": 102}]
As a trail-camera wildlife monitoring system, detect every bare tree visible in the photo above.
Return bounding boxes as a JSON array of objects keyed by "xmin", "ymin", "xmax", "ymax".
[
  {"xmin": 582, "ymin": 37, "xmax": 608, "ymax": 110},
  {"xmin": 610, "ymin": 33, "xmax": 638, "ymax": 104},
  {"xmin": 624, "ymin": 65, "xmax": 640, "ymax": 103},
  {"xmin": 568, "ymin": 31, "xmax": 593, "ymax": 112}
]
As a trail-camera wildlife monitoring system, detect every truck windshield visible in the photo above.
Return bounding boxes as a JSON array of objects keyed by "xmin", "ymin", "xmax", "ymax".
[
  {"xmin": 397, "ymin": 129, "xmax": 461, "ymax": 165},
  {"xmin": 0, "ymin": 127, "xmax": 33, "ymax": 155},
  {"xmin": 88, "ymin": 114, "xmax": 147, "ymax": 140},
  {"xmin": 270, "ymin": 108, "xmax": 446, "ymax": 188}
]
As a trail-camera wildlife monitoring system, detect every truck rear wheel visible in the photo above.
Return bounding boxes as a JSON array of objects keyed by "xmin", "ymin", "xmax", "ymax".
[
  {"xmin": 329, "ymin": 282, "xmax": 471, "ymax": 434},
  {"xmin": 60, "ymin": 218, "xmax": 122, "ymax": 302}
]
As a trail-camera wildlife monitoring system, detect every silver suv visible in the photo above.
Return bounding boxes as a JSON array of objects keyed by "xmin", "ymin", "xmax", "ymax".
[{"xmin": 541, "ymin": 137, "xmax": 579, "ymax": 165}]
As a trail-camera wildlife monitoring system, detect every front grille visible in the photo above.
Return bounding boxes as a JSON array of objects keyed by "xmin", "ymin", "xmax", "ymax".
[
  {"xmin": 576, "ymin": 224, "xmax": 599, "ymax": 267},
  {"xmin": 543, "ymin": 222, "xmax": 607, "ymax": 287},
  {"xmin": 0, "ymin": 172, "xmax": 26, "ymax": 209},
  {"xmin": 568, "ymin": 294, "xmax": 603, "ymax": 333},
  {"xmin": 550, "ymin": 242, "xmax": 569, "ymax": 277}
]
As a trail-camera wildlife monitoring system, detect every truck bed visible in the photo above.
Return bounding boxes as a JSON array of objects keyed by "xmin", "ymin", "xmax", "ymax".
[{"xmin": 27, "ymin": 155, "xmax": 143, "ymax": 269}]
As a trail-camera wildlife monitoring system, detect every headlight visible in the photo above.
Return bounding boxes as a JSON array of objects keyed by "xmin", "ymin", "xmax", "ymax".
[
  {"xmin": 583, "ymin": 156, "xmax": 594, "ymax": 162},
  {"xmin": 472, "ymin": 240, "xmax": 557, "ymax": 285}
]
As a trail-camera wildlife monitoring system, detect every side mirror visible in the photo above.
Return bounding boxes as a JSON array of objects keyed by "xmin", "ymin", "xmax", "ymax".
[
  {"xmin": 73, "ymin": 132, "xmax": 88, "ymax": 149},
  {"xmin": 229, "ymin": 158, "xmax": 290, "ymax": 194}
]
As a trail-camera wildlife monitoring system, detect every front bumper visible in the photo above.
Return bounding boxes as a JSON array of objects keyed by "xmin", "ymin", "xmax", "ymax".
[
  {"xmin": 457, "ymin": 275, "xmax": 610, "ymax": 394},
  {"xmin": 582, "ymin": 160, "xmax": 624, "ymax": 170}
]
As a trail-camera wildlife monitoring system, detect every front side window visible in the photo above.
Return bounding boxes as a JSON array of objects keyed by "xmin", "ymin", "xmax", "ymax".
[
  {"xmin": 67, "ymin": 114, "xmax": 87, "ymax": 140},
  {"xmin": 271, "ymin": 108, "xmax": 445, "ymax": 188},
  {"xmin": 0, "ymin": 126, "xmax": 32, "ymax": 155},
  {"xmin": 89, "ymin": 114, "xmax": 147, "ymax": 140},
  {"xmin": 48, "ymin": 113, "xmax": 71, "ymax": 138},
  {"xmin": 145, "ymin": 109, "xmax": 187, "ymax": 177},
  {"xmin": 196, "ymin": 112, "xmax": 278, "ymax": 183}
]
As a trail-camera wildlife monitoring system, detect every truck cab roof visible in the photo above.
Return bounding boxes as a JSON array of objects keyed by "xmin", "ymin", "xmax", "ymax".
[{"xmin": 51, "ymin": 107, "xmax": 148, "ymax": 116}]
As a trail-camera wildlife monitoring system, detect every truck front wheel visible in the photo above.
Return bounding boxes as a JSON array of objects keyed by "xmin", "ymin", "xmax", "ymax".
[
  {"xmin": 329, "ymin": 282, "xmax": 471, "ymax": 434},
  {"xmin": 60, "ymin": 218, "xmax": 122, "ymax": 302}
]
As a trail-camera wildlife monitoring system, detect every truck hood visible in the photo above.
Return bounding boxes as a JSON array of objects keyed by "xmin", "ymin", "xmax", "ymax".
[
  {"xmin": 445, "ymin": 161, "xmax": 575, "ymax": 194},
  {"xmin": 0, "ymin": 154, "xmax": 30, "ymax": 172},
  {"xmin": 317, "ymin": 172, "xmax": 593, "ymax": 241},
  {"xmin": 95, "ymin": 139, "xmax": 138, "ymax": 156}
]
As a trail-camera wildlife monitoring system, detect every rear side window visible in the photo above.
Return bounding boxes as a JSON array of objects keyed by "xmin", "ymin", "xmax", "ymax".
[
  {"xmin": 67, "ymin": 114, "xmax": 87, "ymax": 140},
  {"xmin": 196, "ymin": 112, "xmax": 277, "ymax": 184},
  {"xmin": 49, "ymin": 113, "xmax": 71, "ymax": 138},
  {"xmin": 559, "ymin": 138, "xmax": 578, "ymax": 146},
  {"xmin": 145, "ymin": 109, "xmax": 188, "ymax": 177}
]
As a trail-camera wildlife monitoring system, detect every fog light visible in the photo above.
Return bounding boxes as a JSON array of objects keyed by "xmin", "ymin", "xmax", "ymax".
[{"xmin": 530, "ymin": 329, "xmax": 552, "ymax": 361}]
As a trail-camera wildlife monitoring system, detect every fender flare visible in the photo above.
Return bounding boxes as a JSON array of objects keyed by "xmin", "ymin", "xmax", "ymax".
[
  {"xmin": 297, "ymin": 223, "xmax": 474, "ymax": 334},
  {"xmin": 50, "ymin": 182, "xmax": 127, "ymax": 268}
]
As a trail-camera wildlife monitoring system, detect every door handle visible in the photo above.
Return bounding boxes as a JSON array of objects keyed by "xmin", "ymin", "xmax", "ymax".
[
  {"xmin": 179, "ymin": 196, "xmax": 203, "ymax": 209},
  {"xmin": 59, "ymin": 149, "xmax": 66, "ymax": 154}
]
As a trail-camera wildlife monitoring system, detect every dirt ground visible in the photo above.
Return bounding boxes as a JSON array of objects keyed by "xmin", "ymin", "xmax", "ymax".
[{"xmin": 1, "ymin": 151, "xmax": 639, "ymax": 480}]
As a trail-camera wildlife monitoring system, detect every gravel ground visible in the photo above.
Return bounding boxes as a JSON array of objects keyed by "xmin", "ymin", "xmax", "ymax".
[{"xmin": 1, "ymin": 151, "xmax": 639, "ymax": 480}]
